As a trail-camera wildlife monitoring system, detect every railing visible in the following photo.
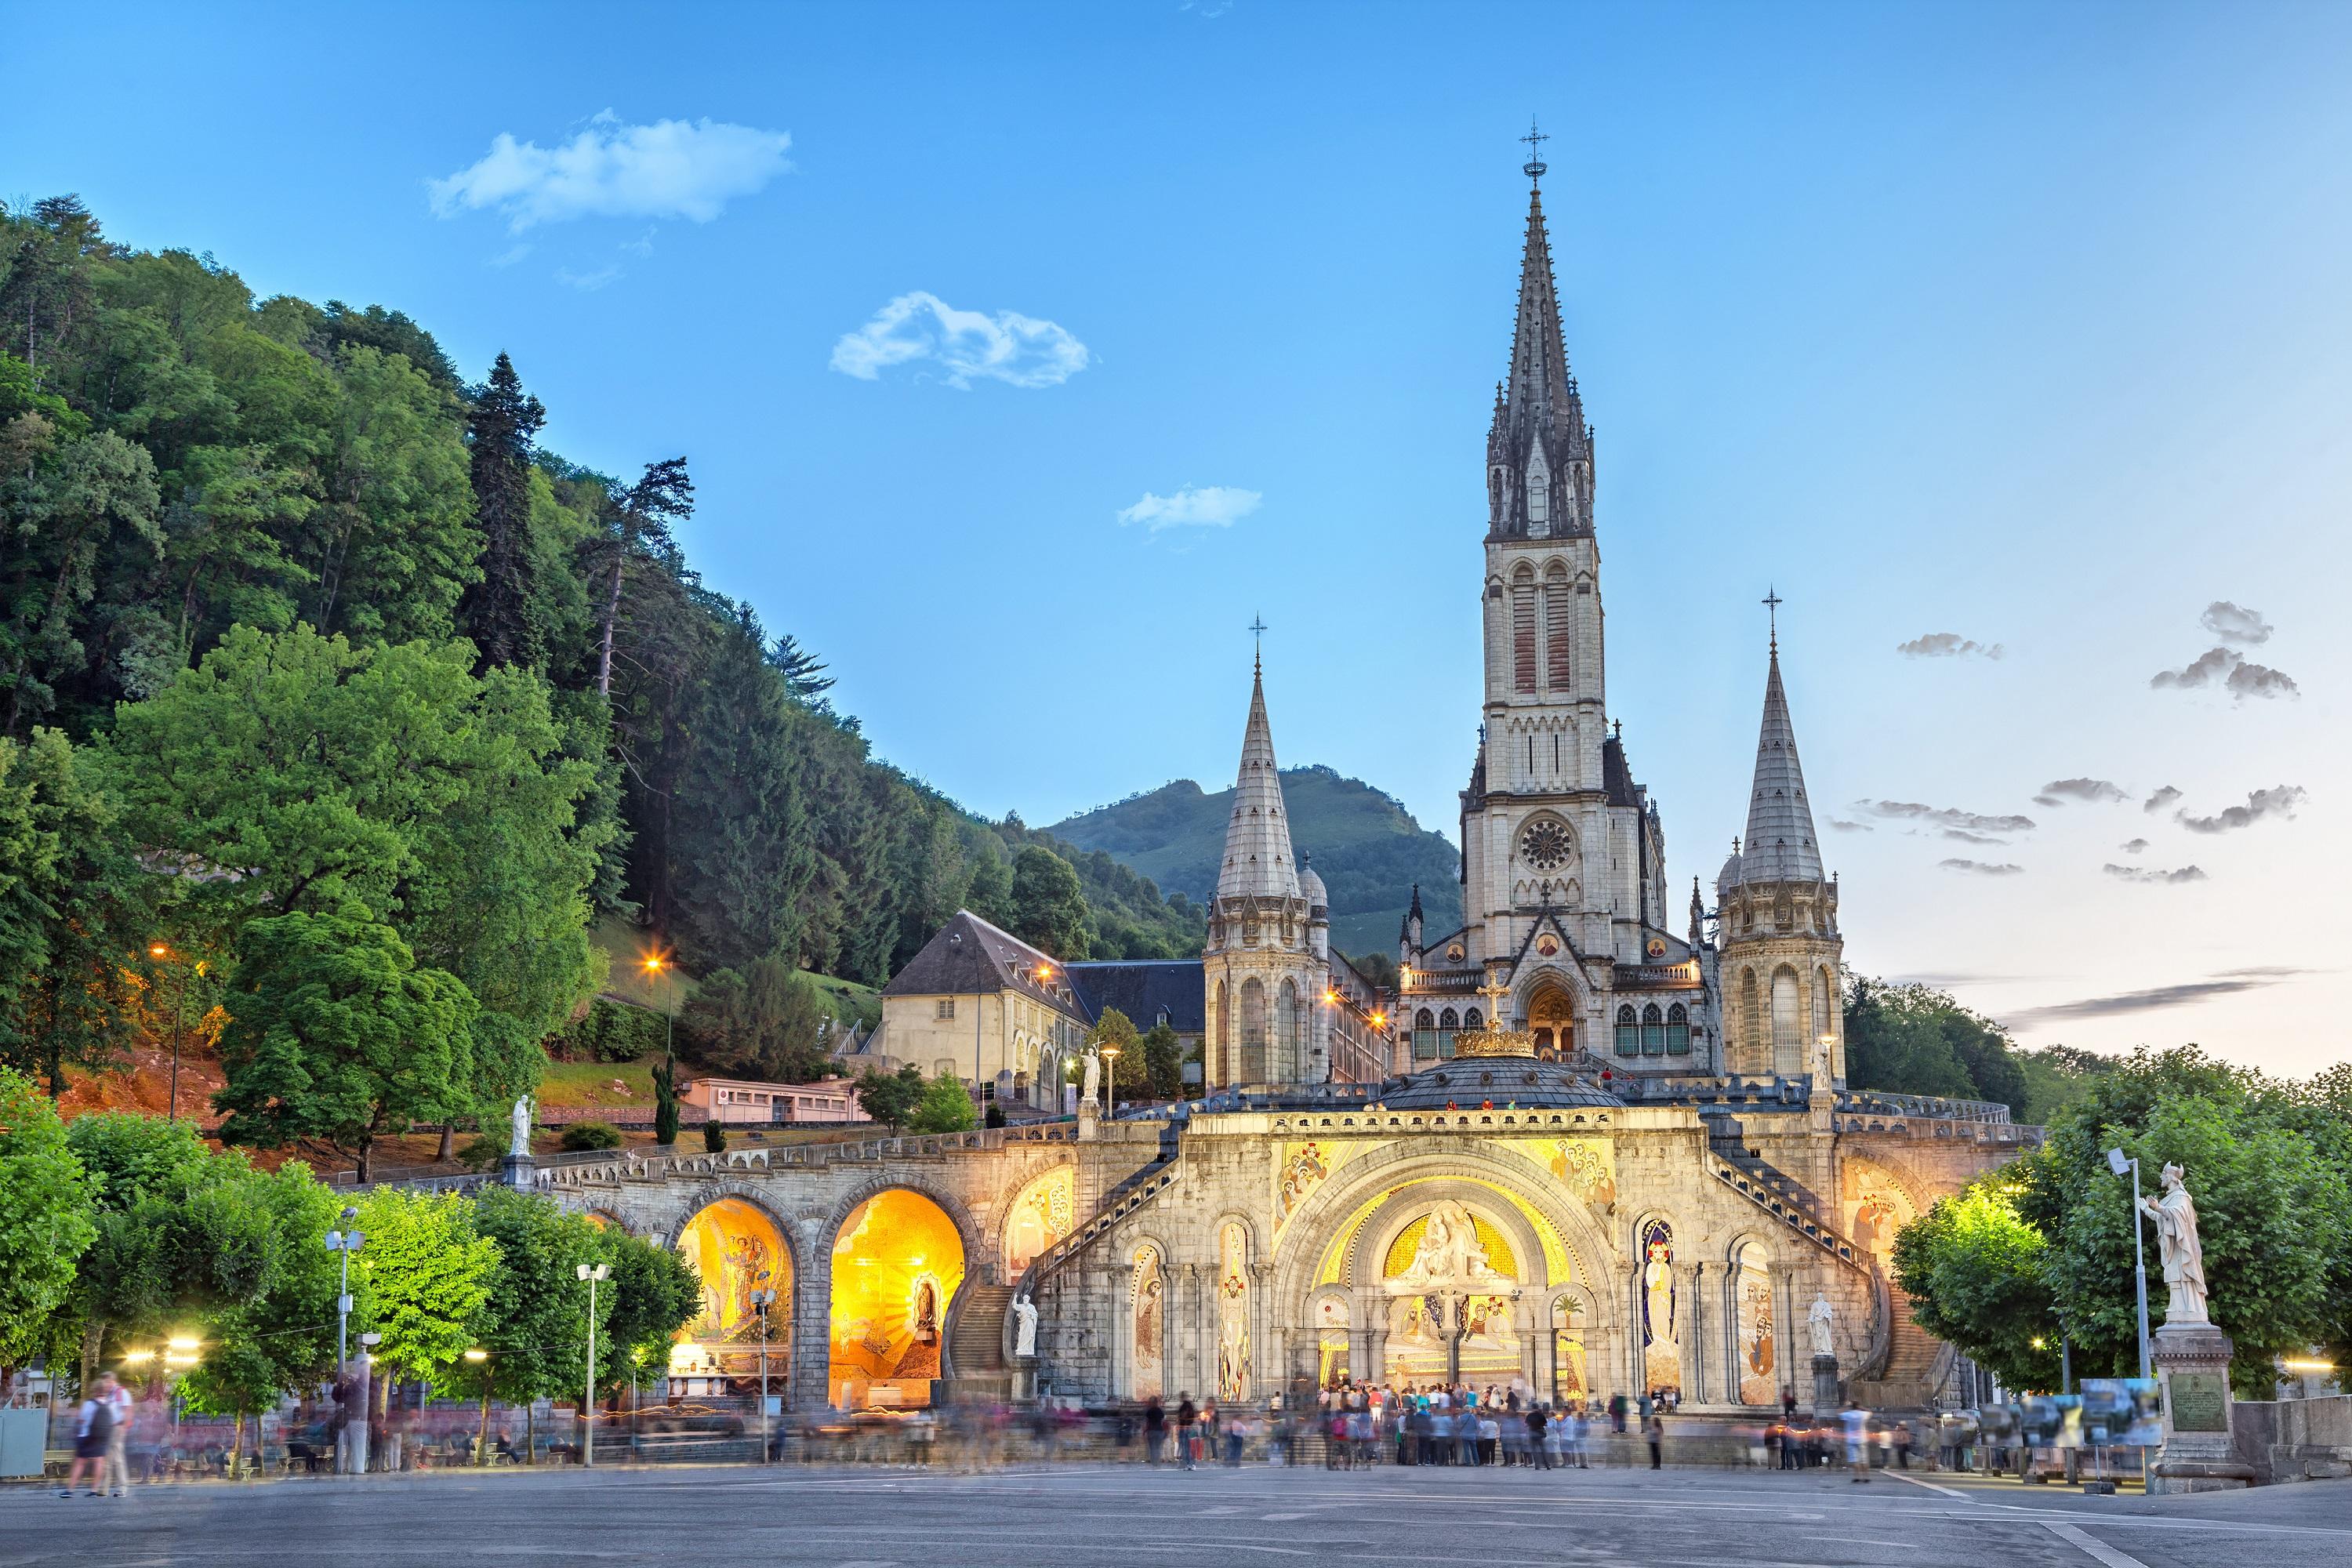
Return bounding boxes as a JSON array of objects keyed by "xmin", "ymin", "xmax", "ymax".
[
  {"xmin": 536, "ymin": 1120, "xmax": 1089, "ymax": 1189},
  {"xmin": 1012, "ymin": 1126, "xmax": 1185, "ymax": 1307},
  {"xmin": 1836, "ymin": 1090, "xmax": 2013, "ymax": 1125},
  {"xmin": 1700, "ymin": 1141, "xmax": 1871, "ymax": 1272}
]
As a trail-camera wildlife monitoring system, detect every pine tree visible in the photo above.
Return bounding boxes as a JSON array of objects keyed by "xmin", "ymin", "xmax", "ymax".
[
  {"xmin": 591, "ymin": 456, "xmax": 692, "ymax": 698},
  {"xmin": 456, "ymin": 353, "xmax": 546, "ymax": 670}
]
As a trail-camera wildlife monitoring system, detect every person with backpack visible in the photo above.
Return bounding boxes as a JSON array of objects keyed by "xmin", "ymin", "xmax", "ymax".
[{"xmin": 60, "ymin": 1380, "xmax": 116, "ymax": 1497}]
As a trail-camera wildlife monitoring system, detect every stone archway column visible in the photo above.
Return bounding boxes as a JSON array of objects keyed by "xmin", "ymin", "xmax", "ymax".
[
  {"xmin": 791, "ymin": 1221, "xmax": 833, "ymax": 1412},
  {"xmin": 1720, "ymin": 1265, "xmax": 1740, "ymax": 1405},
  {"xmin": 1250, "ymin": 1261, "xmax": 1274, "ymax": 1406},
  {"xmin": 1515, "ymin": 1295, "xmax": 1540, "ymax": 1392},
  {"xmin": 1181, "ymin": 1263, "xmax": 1205, "ymax": 1399}
]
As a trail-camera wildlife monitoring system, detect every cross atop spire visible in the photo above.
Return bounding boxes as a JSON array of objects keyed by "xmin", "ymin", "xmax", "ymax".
[
  {"xmin": 1520, "ymin": 118, "xmax": 1549, "ymax": 185},
  {"xmin": 1248, "ymin": 613, "xmax": 1269, "ymax": 670},
  {"xmin": 1762, "ymin": 586, "xmax": 1783, "ymax": 651}
]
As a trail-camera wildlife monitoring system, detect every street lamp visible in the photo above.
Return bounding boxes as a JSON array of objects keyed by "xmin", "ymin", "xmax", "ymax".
[
  {"xmin": 1098, "ymin": 1043, "xmax": 1120, "ymax": 1114},
  {"xmin": 577, "ymin": 1262, "xmax": 612, "ymax": 1467},
  {"xmin": 324, "ymin": 1210, "xmax": 364, "ymax": 1377},
  {"xmin": 750, "ymin": 1285, "xmax": 776, "ymax": 1461},
  {"xmin": 149, "ymin": 942, "xmax": 187, "ymax": 1123},
  {"xmin": 2105, "ymin": 1147, "xmax": 2154, "ymax": 1381}
]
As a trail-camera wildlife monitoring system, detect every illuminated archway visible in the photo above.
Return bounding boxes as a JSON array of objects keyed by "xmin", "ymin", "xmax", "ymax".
[
  {"xmin": 1525, "ymin": 976, "xmax": 1577, "ymax": 1057},
  {"xmin": 829, "ymin": 1189, "xmax": 965, "ymax": 1409},
  {"xmin": 1001, "ymin": 1166, "xmax": 1076, "ymax": 1277},
  {"xmin": 670, "ymin": 1198, "xmax": 791, "ymax": 1398}
]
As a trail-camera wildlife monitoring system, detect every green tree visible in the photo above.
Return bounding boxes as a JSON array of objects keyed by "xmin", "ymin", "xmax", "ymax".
[
  {"xmin": 0, "ymin": 429, "xmax": 162, "ymax": 735},
  {"xmin": 681, "ymin": 955, "xmax": 829, "ymax": 1081},
  {"xmin": 1009, "ymin": 845, "xmax": 1089, "ymax": 959},
  {"xmin": 596, "ymin": 1228, "xmax": 699, "ymax": 1395},
  {"xmin": 2023, "ymin": 1047, "xmax": 2352, "ymax": 1393},
  {"xmin": 468, "ymin": 1187, "xmax": 610, "ymax": 1458},
  {"xmin": 1843, "ymin": 977, "xmax": 2027, "ymax": 1112},
  {"xmin": 212, "ymin": 912, "xmax": 478, "ymax": 1180},
  {"xmin": 61, "ymin": 1112, "xmax": 216, "ymax": 1387},
  {"xmin": 175, "ymin": 1160, "xmax": 340, "ymax": 1473},
  {"xmin": 0, "ymin": 1069, "xmax": 97, "ymax": 1389},
  {"xmin": 908, "ymin": 1073, "xmax": 978, "ymax": 1134},
  {"xmin": 589, "ymin": 456, "xmax": 692, "ymax": 699},
  {"xmin": 1087, "ymin": 1007, "xmax": 1139, "ymax": 1106},
  {"xmin": 455, "ymin": 353, "xmax": 546, "ymax": 670},
  {"xmin": 350, "ymin": 1186, "xmax": 500, "ymax": 1395},
  {"xmin": 1890, "ymin": 1174, "xmax": 2062, "ymax": 1392},
  {"xmin": 855, "ymin": 1065, "xmax": 924, "ymax": 1131},
  {"xmin": 651, "ymin": 1054, "xmax": 680, "ymax": 1146},
  {"xmin": 0, "ymin": 727, "xmax": 158, "ymax": 1091},
  {"xmin": 962, "ymin": 848, "xmax": 1014, "ymax": 927},
  {"xmin": 1141, "ymin": 1020, "xmax": 1184, "ymax": 1102}
]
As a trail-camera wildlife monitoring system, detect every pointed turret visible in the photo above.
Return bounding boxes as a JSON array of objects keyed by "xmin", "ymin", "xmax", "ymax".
[
  {"xmin": 1215, "ymin": 659, "xmax": 1303, "ymax": 902},
  {"xmin": 1737, "ymin": 637, "xmax": 1824, "ymax": 883},
  {"xmin": 1486, "ymin": 167, "xmax": 1592, "ymax": 540}
]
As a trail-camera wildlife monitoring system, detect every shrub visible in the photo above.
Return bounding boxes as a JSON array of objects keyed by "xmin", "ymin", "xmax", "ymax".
[
  {"xmin": 702, "ymin": 1120, "xmax": 727, "ymax": 1152},
  {"xmin": 560, "ymin": 1121, "xmax": 623, "ymax": 1152},
  {"xmin": 457, "ymin": 1134, "xmax": 504, "ymax": 1171},
  {"xmin": 550, "ymin": 999, "xmax": 669, "ymax": 1063}
]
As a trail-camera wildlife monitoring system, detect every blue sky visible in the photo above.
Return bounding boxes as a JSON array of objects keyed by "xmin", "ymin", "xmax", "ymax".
[{"xmin": 10, "ymin": 2, "xmax": 2349, "ymax": 1072}]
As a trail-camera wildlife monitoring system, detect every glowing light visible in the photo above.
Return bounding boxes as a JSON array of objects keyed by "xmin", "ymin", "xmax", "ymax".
[
  {"xmin": 641, "ymin": 953, "xmax": 666, "ymax": 973},
  {"xmin": 150, "ymin": 942, "xmax": 170, "ymax": 958},
  {"xmin": 120, "ymin": 1349, "xmax": 155, "ymax": 1364},
  {"xmin": 2030, "ymin": 1337, "xmax": 2046, "ymax": 1350},
  {"xmin": 1323, "ymin": 989, "xmax": 1339, "ymax": 1006},
  {"xmin": 2283, "ymin": 1358, "xmax": 2336, "ymax": 1372},
  {"xmin": 167, "ymin": 1336, "xmax": 201, "ymax": 1351},
  {"xmin": 463, "ymin": 1348, "xmax": 488, "ymax": 1363}
]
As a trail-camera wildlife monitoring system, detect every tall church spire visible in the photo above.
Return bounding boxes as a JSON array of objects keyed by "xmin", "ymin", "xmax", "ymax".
[
  {"xmin": 1216, "ymin": 658, "xmax": 1304, "ymax": 902},
  {"xmin": 1740, "ymin": 630, "xmax": 1824, "ymax": 883},
  {"xmin": 1486, "ymin": 123, "xmax": 1592, "ymax": 540}
]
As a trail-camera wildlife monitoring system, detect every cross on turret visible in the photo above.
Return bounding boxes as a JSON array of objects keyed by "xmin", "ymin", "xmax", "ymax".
[{"xmin": 1520, "ymin": 118, "xmax": 1549, "ymax": 184}]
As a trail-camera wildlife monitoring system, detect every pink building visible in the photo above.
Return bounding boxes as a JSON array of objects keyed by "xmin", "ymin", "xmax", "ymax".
[{"xmin": 681, "ymin": 1074, "xmax": 860, "ymax": 1124}]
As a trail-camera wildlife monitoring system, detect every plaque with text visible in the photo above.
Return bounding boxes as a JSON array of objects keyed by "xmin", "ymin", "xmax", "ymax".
[{"xmin": 2167, "ymin": 1370, "xmax": 2228, "ymax": 1432}]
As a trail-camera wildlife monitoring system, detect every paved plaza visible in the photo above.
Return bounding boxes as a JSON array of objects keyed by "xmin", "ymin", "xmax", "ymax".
[{"xmin": 3, "ymin": 1464, "xmax": 2348, "ymax": 1568}]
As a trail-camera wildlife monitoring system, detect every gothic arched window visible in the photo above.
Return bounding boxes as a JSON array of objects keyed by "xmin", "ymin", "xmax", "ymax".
[
  {"xmin": 1439, "ymin": 1008, "xmax": 1458, "ymax": 1029},
  {"xmin": 1276, "ymin": 978, "xmax": 1301, "ymax": 1076},
  {"xmin": 1414, "ymin": 1007, "xmax": 1435, "ymax": 1030},
  {"xmin": 1771, "ymin": 967, "xmax": 1802, "ymax": 1073},
  {"xmin": 1641, "ymin": 1004, "xmax": 1665, "ymax": 1056},
  {"xmin": 1240, "ymin": 978, "xmax": 1269, "ymax": 1083},
  {"xmin": 1614, "ymin": 1005, "xmax": 1639, "ymax": 1057},
  {"xmin": 1464, "ymin": 1008, "xmax": 1483, "ymax": 1029},
  {"xmin": 1666, "ymin": 1003, "xmax": 1691, "ymax": 1057}
]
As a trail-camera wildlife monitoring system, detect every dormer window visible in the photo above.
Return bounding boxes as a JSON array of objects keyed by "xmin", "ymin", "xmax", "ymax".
[{"xmin": 1526, "ymin": 443, "xmax": 1551, "ymax": 535}]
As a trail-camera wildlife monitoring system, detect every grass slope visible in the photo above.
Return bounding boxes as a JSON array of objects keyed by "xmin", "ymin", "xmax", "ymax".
[{"xmin": 1048, "ymin": 764, "xmax": 1463, "ymax": 961}]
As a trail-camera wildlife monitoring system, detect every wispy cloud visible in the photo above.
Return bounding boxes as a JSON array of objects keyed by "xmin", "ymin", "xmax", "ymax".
[
  {"xmin": 2002, "ymin": 969, "xmax": 2307, "ymax": 1029},
  {"xmin": 1117, "ymin": 485, "xmax": 1262, "ymax": 532},
  {"xmin": 2143, "ymin": 786, "xmax": 2183, "ymax": 815},
  {"xmin": 2102, "ymin": 862, "xmax": 2208, "ymax": 884},
  {"xmin": 829, "ymin": 292, "xmax": 1089, "ymax": 389},
  {"xmin": 2034, "ymin": 778, "xmax": 2128, "ymax": 808},
  {"xmin": 2149, "ymin": 645, "xmax": 2299, "ymax": 700},
  {"xmin": 555, "ymin": 263, "xmax": 622, "ymax": 292},
  {"xmin": 1857, "ymin": 800, "xmax": 2035, "ymax": 837},
  {"xmin": 489, "ymin": 243, "xmax": 532, "ymax": 268},
  {"xmin": 2118, "ymin": 838, "xmax": 2150, "ymax": 855},
  {"xmin": 1939, "ymin": 858, "xmax": 2024, "ymax": 877},
  {"xmin": 2175, "ymin": 785, "xmax": 2307, "ymax": 835},
  {"xmin": 1897, "ymin": 632, "xmax": 2003, "ymax": 660},
  {"xmin": 431, "ymin": 111, "xmax": 792, "ymax": 231},
  {"xmin": 1941, "ymin": 829, "xmax": 2005, "ymax": 845},
  {"xmin": 1827, "ymin": 818, "xmax": 1872, "ymax": 834},
  {"xmin": 2201, "ymin": 601, "xmax": 2273, "ymax": 645}
]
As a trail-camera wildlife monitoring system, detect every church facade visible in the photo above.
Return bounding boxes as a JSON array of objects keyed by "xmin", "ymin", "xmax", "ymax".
[{"xmin": 539, "ymin": 153, "xmax": 2035, "ymax": 1421}]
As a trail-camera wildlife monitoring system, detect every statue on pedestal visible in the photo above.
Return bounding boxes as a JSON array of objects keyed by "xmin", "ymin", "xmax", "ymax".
[
  {"xmin": 1082, "ymin": 1051, "xmax": 1101, "ymax": 1107},
  {"xmin": 509, "ymin": 1095, "xmax": 534, "ymax": 1157},
  {"xmin": 1011, "ymin": 1294, "xmax": 1040, "ymax": 1358},
  {"xmin": 2138, "ymin": 1162, "xmax": 2209, "ymax": 1324},
  {"xmin": 1807, "ymin": 1293, "xmax": 1835, "ymax": 1359}
]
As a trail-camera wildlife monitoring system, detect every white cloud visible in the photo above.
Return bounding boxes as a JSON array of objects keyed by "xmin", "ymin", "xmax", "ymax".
[
  {"xmin": 2200, "ymin": 601, "xmax": 2272, "ymax": 644},
  {"xmin": 1938, "ymin": 858, "xmax": 2024, "ymax": 877},
  {"xmin": 555, "ymin": 264, "xmax": 622, "ymax": 292},
  {"xmin": 2175, "ymin": 785, "xmax": 2307, "ymax": 835},
  {"xmin": 489, "ymin": 244, "xmax": 532, "ymax": 268},
  {"xmin": 430, "ymin": 112, "xmax": 793, "ymax": 231},
  {"xmin": 1116, "ymin": 485, "xmax": 1263, "ymax": 532},
  {"xmin": 2118, "ymin": 837, "xmax": 2150, "ymax": 855},
  {"xmin": 2103, "ymin": 862, "xmax": 2208, "ymax": 885},
  {"xmin": 2148, "ymin": 645, "xmax": 2300, "ymax": 699},
  {"xmin": 829, "ymin": 292, "xmax": 1088, "ymax": 389},
  {"xmin": 2033, "ymin": 778, "xmax": 2129, "ymax": 808},
  {"xmin": 1897, "ymin": 632, "xmax": 2003, "ymax": 659}
]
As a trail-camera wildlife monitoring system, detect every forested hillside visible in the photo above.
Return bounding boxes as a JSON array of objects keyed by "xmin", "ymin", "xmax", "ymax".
[
  {"xmin": 0, "ymin": 196, "xmax": 1196, "ymax": 1167},
  {"xmin": 1050, "ymin": 764, "xmax": 1461, "ymax": 958}
]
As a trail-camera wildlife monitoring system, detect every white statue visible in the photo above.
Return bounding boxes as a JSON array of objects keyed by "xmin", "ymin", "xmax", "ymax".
[
  {"xmin": 509, "ymin": 1095, "xmax": 533, "ymax": 1157},
  {"xmin": 1082, "ymin": 1051, "xmax": 1101, "ymax": 1107},
  {"xmin": 1011, "ymin": 1294, "xmax": 1039, "ymax": 1358},
  {"xmin": 1814, "ymin": 1037, "xmax": 1835, "ymax": 1089},
  {"xmin": 1807, "ymin": 1293, "xmax": 1835, "ymax": 1359},
  {"xmin": 1395, "ymin": 1200, "xmax": 1499, "ymax": 1287},
  {"xmin": 2137, "ymin": 1161, "xmax": 2209, "ymax": 1323}
]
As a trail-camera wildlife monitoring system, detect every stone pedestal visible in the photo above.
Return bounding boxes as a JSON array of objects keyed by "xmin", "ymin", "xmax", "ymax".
[
  {"xmin": 1812, "ymin": 1353, "xmax": 1839, "ymax": 1417},
  {"xmin": 499, "ymin": 1152, "xmax": 536, "ymax": 1190},
  {"xmin": 2148, "ymin": 1322, "xmax": 2254, "ymax": 1494},
  {"xmin": 1076, "ymin": 1102, "xmax": 1100, "ymax": 1141},
  {"xmin": 1011, "ymin": 1362, "xmax": 1038, "ymax": 1402}
]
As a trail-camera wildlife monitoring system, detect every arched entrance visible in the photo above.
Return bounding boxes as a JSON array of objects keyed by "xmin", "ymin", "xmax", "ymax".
[
  {"xmin": 1377, "ymin": 1199, "xmax": 1527, "ymax": 1389},
  {"xmin": 1526, "ymin": 976, "xmax": 1577, "ymax": 1058},
  {"xmin": 671, "ymin": 1198, "xmax": 791, "ymax": 1399},
  {"xmin": 1002, "ymin": 1167, "xmax": 1076, "ymax": 1276},
  {"xmin": 829, "ymin": 1189, "xmax": 965, "ymax": 1409}
]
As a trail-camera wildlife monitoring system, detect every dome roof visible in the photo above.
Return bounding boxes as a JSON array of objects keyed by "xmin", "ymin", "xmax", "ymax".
[
  {"xmin": 1298, "ymin": 851, "xmax": 1327, "ymax": 910},
  {"xmin": 1715, "ymin": 849, "xmax": 1744, "ymax": 895},
  {"xmin": 1370, "ymin": 1058, "xmax": 1624, "ymax": 1112}
]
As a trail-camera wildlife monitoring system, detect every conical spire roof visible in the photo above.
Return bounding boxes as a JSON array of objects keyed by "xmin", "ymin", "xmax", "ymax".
[
  {"xmin": 1504, "ymin": 183, "xmax": 1579, "ymax": 430},
  {"xmin": 1216, "ymin": 660, "xmax": 1304, "ymax": 902},
  {"xmin": 1738, "ymin": 641, "xmax": 1824, "ymax": 883}
]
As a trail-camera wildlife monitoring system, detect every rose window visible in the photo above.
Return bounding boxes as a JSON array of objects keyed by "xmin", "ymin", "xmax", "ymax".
[{"xmin": 1519, "ymin": 819, "xmax": 1574, "ymax": 871}]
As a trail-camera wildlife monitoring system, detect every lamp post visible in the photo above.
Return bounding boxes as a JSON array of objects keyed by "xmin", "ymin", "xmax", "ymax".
[
  {"xmin": 1098, "ymin": 1043, "xmax": 1120, "ymax": 1116},
  {"xmin": 2104, "ymin": 1148, "xmax": 2154, "ymax": 1381},
  {"xmin": 149, "ymin": 943, "xmax": 186, "ymax": 1123},
  {"xmin": 577, "ymin": 1262, "xmax": 612, "ymax": 1467},
  {"xmin": 750, "ymin": 1286, "xmax": 775, "ymax": 1461},
  {"xmin": 324, "ymin": 1211, "xmax": 363, "ymax": 1380}
]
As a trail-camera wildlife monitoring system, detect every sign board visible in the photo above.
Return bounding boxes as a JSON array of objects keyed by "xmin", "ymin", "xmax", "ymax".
[
  {"xmin": 1181, "ymin": 1062, "xmax": 1203, "ymax": 1087},
  {"xmin": 2167, "ymin": 1370, "xmax": 2228, "ymax": 1432}
]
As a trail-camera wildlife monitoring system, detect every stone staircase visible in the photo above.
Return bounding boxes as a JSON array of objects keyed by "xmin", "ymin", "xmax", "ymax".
[
  {"xmin": 943, "ymin": 1283, "xmax": 1018, "ymax": 1400},
  {"xmin": 1849, "ymin": 1283, "xmax": 1953, "ymax": 1411}
]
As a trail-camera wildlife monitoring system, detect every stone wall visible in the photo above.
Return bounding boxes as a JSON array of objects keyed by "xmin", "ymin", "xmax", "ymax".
[{"xmin": 2233, "ymin": 1395, "xmax": 2352, "ymax": 1483}]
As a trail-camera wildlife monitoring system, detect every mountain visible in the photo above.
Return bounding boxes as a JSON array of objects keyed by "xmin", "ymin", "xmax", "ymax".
[{"xmin": 1047, "ymin": 765, "xmax": 1463, "ymax": 960}]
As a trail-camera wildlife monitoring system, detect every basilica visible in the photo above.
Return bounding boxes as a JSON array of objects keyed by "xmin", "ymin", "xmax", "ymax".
[{"xmin": 539, "ymin": 153, "xmax": 2038, "ymax": 1423}]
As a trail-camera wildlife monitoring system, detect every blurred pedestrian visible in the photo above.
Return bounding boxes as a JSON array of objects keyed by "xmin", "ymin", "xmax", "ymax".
[
  {"xmin": 1143, "ymin": 1396, "xmax": 1166, "ymax": 1465},
  {"xmin": 1644, "ymin": 1410, "xmax": 1664, "ymax": 1470}
]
